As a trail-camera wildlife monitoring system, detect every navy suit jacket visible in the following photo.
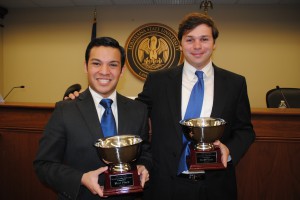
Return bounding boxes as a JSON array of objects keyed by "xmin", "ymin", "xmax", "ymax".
[
  {"xmin": 34, "ymin": 89, "xmax": 152, "ymax": 200},
  {"xmin": 137, "ymin": 63, "xmax": 255, "ymax": 200}
]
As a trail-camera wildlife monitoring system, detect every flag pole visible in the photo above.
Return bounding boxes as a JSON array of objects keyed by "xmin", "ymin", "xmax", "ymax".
[{"xmin": 91, "ymin": 8, "xmax": 97, "ymax": 41}]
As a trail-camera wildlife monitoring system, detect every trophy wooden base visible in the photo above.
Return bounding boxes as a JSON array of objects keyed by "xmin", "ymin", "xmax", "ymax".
[
  {"xmin": 188, "ymin": 146, "xmax": 225, "ymax": 171},
  {"xmin": 103, "ymin": 169, "xmax": 143, "ymax": 196}
]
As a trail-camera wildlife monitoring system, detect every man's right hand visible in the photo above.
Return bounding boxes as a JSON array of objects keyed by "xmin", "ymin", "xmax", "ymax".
[
  {"xmin": 81, "ymin": 166, "xmax": 108, "ymax": 197},
  {"xmin": 63, "ymin": 83, "xmax": 81, "ymax": 100},
  {"xmin": 64, "ymin": 91, "xmax": 80, "ymax": 100}
]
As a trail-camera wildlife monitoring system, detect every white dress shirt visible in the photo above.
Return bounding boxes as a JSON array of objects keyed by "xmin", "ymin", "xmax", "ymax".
[
  {"xmin": 89, "ymin": 86, "xmax": 119, "ymax": 131},
  {"xmin": 181, "ymin": 60, "xmax": 214, "ymax": 119}
]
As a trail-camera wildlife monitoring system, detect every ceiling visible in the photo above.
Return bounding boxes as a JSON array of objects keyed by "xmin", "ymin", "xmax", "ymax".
[{"xmin": 0, "ymin": 0, "xmax": 299, "ymax": 9}]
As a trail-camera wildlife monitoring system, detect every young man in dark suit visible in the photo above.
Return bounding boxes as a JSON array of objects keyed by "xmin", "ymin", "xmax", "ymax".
[
  {"xmin": 136, "ymin": 13, "xmax": 255, "ymax": 200},
  {"xmin": 34, "ymin": 37, "xmax": 152, "ymax": 200}
]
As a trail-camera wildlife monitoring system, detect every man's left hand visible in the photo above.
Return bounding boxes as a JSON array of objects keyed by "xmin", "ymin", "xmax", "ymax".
[
  {"xmin": 213, "ymin": 140, "xmax": 230, "ymax": 168},
  {"xmin": 137, "ymin": 165, "xmax": 149, "ymax": 188}
]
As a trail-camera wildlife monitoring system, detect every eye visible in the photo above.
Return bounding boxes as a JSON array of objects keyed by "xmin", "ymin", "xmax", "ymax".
[
  {"xmin": 185, "ymin": 38, "xmax": 193, "ymax": 43},
  {"xmin": 200, "ymin": 37, "xmax": 209, "ymax": 42},
  {"xmin": 109, "ymin": 62, "xmax": 119, "ymax": 67},
  {"xmin": 91, "ymin": 62, "xmax": 100, "ymax": 66}
]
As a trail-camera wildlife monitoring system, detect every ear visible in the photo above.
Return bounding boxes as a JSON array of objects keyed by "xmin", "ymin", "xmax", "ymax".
[
  {"xmin": 213, "ymin": 42, "xmax": 217, "ymax": 50},
  {"xmin": 120, "ymin": 65, "xmax": 126, "ymax": 77},
  {"xmin": 84, "ymin": 62, "xmax": 88, "ymax": 73}
]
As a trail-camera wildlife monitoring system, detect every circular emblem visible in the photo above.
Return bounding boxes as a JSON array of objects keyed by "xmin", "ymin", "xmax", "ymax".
[{"xmin": 125, "ymin": 23, "xmax": 183, "ymax": 81}]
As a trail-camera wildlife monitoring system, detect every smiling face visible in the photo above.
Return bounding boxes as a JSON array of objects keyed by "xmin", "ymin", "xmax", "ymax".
[
  {"xmin": 180, "ymin": 24, "xmax": 216, "ymax": 70},
  {"xmin": 85, "ymin": 46, "xmax": 124, "ymax": 98}
]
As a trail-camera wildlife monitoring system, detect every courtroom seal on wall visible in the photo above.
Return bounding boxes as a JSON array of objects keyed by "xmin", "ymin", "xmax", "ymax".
[{"xmin": 125, "ymin": 23, "xmax": 183, "ymax": 81}]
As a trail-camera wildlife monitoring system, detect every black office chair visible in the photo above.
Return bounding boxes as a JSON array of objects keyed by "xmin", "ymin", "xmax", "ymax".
[{"xmin": 266, "ymin": 87, "xmax": 300, "ymax": 108}]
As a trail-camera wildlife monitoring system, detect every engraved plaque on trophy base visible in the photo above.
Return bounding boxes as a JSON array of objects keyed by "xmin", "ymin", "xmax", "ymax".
[
  {"xmin": 188, "ymin": 145, "xmax": 225, "ymax": 171},
  {"xmin": 103, "ymin": 168, "xmax": 142, "ymax": 196}
]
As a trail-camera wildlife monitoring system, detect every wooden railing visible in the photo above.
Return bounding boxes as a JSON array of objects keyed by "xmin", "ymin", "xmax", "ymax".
[{"xmin": 0, "ymin": 103, "xmax": 299, "ymax": 200}]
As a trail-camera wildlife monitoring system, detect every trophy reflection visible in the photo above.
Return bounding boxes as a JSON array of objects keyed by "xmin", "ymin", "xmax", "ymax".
[
  {"xmin": 179, "ymin": 117, "xmax": 226, "ymax": 171},
  {"xmin": 94, "ymin": 135, "xmax": 143, "ymax": 196}
]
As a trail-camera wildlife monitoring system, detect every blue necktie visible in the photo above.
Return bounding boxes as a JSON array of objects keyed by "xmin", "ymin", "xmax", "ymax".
[
  {"xmin": 100, "ymin": 98, "xmax": 117, "ymax": 137},
  {"xmin": 177, "ymin": 71, "xmax": 204, "ymax": 174}
]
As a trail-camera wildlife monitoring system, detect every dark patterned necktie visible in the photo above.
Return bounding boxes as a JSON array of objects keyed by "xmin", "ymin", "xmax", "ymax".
[
  {"xmin": 100, "ymin": 98, "xmax": 117, "ymax": 137},
  {"xmin": 178, "ymin": 71, "xmax": 204, "ymax": 174}
]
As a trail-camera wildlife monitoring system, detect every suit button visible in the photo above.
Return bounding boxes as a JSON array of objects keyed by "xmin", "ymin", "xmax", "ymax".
[
  {"xmin": 172, "ymin": 152, "xmax": 177, "ymax": 157},
  {"xmin": 171, "ymin": 175, "xmax": 174, "ymax": 180}
]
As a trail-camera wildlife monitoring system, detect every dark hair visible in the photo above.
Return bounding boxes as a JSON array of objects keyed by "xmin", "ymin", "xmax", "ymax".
[
  {"xmin": 178, "ymin": 13, "xmax": 219, "ymax": 43},
  {"xmin": 85, "ymin": 37, "xmax": 126, "ymax": 68}
]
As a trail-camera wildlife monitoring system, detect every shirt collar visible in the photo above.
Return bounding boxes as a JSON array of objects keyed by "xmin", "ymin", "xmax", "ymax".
[
  {"xmin": 89, "ymin": 86, "xmax": 117, "ymax": 107},
  {"xmin": 183, "ymin": 60, "xmax": 213, "ymax": 81}
]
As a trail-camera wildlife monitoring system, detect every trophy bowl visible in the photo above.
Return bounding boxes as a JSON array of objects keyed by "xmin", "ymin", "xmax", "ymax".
[
  {"xmin": 179, "ymin": 117, "xmax": 226, "ymax": 151},
  {"xmin": 94, "ymin": 135, "xmax": 142, "ymax": 172}
]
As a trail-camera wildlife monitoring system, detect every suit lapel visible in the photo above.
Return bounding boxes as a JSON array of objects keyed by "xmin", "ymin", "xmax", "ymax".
[
  {"xmin": 211, "ymin": 65, "xmax": 227, "ymax": 117},
  {"xmin": 116, "ymin": 93, "xmax": 128, "ymax": 134},
  {"xmin": 166, "ymin": 65, "xmax": 184, "ymax": 143},
  {"xmin": 76, "ymin": 89, "xmax": 104, "ymax": 141}
]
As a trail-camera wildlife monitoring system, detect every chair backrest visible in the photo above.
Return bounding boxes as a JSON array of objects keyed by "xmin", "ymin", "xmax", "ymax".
[{"xmin": 266, "ymin": 88, "xmax": 300, "ymax": 108}]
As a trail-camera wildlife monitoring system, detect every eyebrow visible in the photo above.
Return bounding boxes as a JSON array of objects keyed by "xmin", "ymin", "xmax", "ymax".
[
  {"xmin": 90, "ymin": 58, "xmax": 100, "ymax": 62},
  {"xmin": 90, "ymin": 58, "xmax": 120, "ymax": 63},
  {"xmin": 185, "ymin": 35, "xmax": 210, "ymax": 38},
  {"xmin": 109, "ymin": 61, "xmax": 120, "ymax": 64}
]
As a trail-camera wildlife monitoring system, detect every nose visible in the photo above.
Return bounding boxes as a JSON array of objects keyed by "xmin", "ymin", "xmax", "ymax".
[
  {"xmin": 99, "ymin": 65, "xmax": 110, "ymax": 74},
  {"xmin": 193, "ymin": 39, "xmax": 202, "ymax": 49}
]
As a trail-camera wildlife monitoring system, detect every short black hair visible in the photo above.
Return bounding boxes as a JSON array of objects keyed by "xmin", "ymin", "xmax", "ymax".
[{"xmin": 85, "ymin": 37, "xmax": 126, "ymax": 68}]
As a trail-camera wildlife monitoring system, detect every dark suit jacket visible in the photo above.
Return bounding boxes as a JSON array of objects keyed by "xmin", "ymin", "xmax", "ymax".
[
  {"xmin": 137, "ymin": 64, "xmax": 255, "ymax": 200},
  {"xmin": 34, "ymin": 89, "xmax": 152, "ymax": 200}
]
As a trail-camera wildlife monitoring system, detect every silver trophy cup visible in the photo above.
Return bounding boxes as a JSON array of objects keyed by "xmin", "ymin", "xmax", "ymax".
[
  {"xmin": 94, "ymin": 135, "xmax": 143, "ymax": 196},
  {"xmin": 179, "ymin": 117, "xmax": 226, "ymax": 170}
]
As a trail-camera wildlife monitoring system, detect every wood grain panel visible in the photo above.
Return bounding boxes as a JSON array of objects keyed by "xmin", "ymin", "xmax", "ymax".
[
  {"xmin": 236, "ymin": 108, "xmax": 300, "ymax": 200},
  {"xmin": 0, "ymin": 102, "xmax": 56, "ymax": 200}
]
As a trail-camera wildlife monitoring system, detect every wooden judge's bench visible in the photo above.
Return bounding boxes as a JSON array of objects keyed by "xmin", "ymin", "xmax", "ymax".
[{"xmin": 0, "ymin": 102, "xmax": 299, "ymax": 200}]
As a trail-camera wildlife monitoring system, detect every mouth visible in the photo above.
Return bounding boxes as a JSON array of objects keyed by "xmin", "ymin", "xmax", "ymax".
[
  {"xmin": 96, "ymin": 78, "xmax": 111, "ymax": 84},
  {"xmin": 191, "ymin": 52, "xmax": 204, "ymax": 57}
]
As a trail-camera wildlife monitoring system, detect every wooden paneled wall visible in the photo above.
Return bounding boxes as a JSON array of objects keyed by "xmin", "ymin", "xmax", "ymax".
[
  {"xmin": 0, "ymin": 103, "xmax": 299, "ymax": 200},
  {"xmin": 0, "ymin": 102, "xmax": 56, "ymax": 200},
  {"xmin": 236, "ymin": 108, "xmax": 300, "ymax": 199}
]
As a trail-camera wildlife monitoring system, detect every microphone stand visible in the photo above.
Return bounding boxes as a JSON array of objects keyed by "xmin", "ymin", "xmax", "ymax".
[{"xmin": 3, "ymin": 86, "xmax": 25, "ymax": 100}]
